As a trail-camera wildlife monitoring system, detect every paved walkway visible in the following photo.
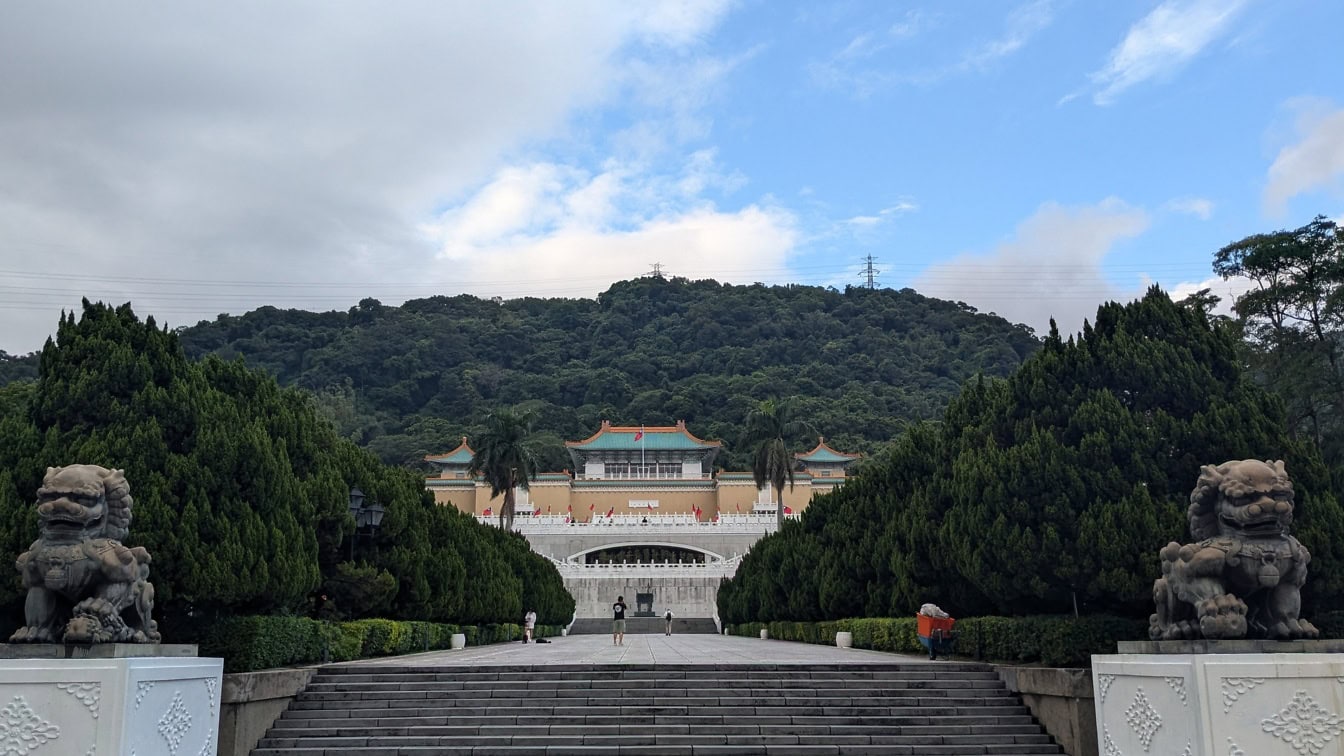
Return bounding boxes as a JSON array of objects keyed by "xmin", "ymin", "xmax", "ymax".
[{"xmin": 337, "ymin": 632, "xmax": 936, "ymax": 668}]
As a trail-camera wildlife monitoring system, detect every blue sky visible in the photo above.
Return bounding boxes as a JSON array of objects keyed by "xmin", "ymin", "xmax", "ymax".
[{"xmin": 2, "ymin": 0, "xmax": 1343, "ymax": 353}]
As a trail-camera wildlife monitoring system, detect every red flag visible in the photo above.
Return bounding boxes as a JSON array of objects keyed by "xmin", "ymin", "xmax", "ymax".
[
  {"xmin": 589, "ymin": 503, "xmax": 596, "ymax": 511},
  {"xmin": 783, "ymin": 506, "xmax": 793, "ymax": 515},
  {"xmin": 712, "ymin": 513, "xmax": 719, "ymax": 523},
  {"xmin": 735, "ymin": 503, "xmax": 740, "ymax": 513},
  {"xmin": 647, "ymin": 502, "xmax": 653, "ymax": 512},
  {"xmin": 634, "ymin": 427, "xmax": 644, "ymax": 441},
  {"xmin": 567, "ymin": 504, "xmax": 573, "ymax": 513},
  {"xmin": 533, "ymin": 505, "xmax": 541, "ymax": 517},
  {"xmin": 482, "ymin": 507, "xmax": 492, "ymax": 516},
  {"xmin": 606, "ymin": 507, "xmax": 615, "ymax": 518}
]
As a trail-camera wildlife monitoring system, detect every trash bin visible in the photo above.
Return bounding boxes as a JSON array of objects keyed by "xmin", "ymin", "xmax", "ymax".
[
  {"xmin": 451, "ymin": 633, "xmax": 467, "ymax": 650},
  {"xmin": 835, "ymin": 631, "xmax": 853, "ymax": 648}
]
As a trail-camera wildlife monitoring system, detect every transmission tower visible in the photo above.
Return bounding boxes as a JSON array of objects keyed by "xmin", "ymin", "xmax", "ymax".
[
  {"xmin": 647, "ymin": 263, "xmax": 667, "ymax": 279},
  {"xmin": 858, "ymin": 255, "xmax": 880, "ymax": 289}
]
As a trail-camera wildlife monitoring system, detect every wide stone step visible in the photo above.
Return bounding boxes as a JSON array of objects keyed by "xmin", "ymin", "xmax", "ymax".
[
  {"xmin": 317, "ymin": 663, "xmax": 992, "ymax": 675},
  {"xmin": 305, "ymin": 673, "xmax": 1001, "ymax": 688},
  {"xmin": 283, "ymin": 699, "xmax": 1021, "ymax": 715},
  {"xmin": 255, "ymin": 662, "xmax": 1060, "ymax": 755},
  {"xmin": 256, "ymin": 737, "xmax": 1053, "ymax": 747},
  {"xmin": 568, "ymin": 617, "xmax": 719, "ymax": 635},
  {"xmin": 305, "ymin": 672, "xmax": 999, "ymax": 694},
  {"xmin": 258, "ymin": 732, "xmax": 1059, "ymax": 748},
  {"xmin": 278, "ymin": 699, "xmax": 1021, "ymax": 715},
  {"xmin": 264, "ymin": 723, "xmax": 1049, "ymax": 738},
  {"xmin": 254, "ymin": 742, "xmax": 1059, "ymax": 747}
]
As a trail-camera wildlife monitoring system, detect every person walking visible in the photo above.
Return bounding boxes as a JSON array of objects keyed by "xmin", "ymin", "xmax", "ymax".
[
  {"xmin": 663, "ymin": 608, "xmax": 674, "ymax": 636},
  {"xmin": 612, "ymin": 595, "xmax": 628, "ymax": 646},
  {"xmin": 523, "ymin": 608, "xmax": 537, "ymax": 643}
]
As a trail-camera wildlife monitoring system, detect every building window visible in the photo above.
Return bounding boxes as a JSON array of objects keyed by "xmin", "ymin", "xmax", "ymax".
[{"xmin": 604, "ymin": 463, "xmax": 682, "ymax": 479}]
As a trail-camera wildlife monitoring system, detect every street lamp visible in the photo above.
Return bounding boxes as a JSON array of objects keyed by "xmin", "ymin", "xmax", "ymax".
[{"xmin": 348, "ymin": 487, "xmax": 386, "ymax": 561}]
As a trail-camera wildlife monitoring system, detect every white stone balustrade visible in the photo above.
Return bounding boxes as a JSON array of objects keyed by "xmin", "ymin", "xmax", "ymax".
[
  {"xmin": 549, "ymin": 557, "xmax": 743, "ymax": 579},
  {"xmin": 477, "ymin": 513, "xmax": 794, "ymax": 534}
]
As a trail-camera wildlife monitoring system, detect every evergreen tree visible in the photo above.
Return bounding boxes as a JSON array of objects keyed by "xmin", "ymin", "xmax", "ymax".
[
  {"xmin": 720, "ymin": 288, "xmax": 1344, "ymax": 624},
  {"xmin": 0, "ymin": 301, "xmax": 574, "ymax": 630}
]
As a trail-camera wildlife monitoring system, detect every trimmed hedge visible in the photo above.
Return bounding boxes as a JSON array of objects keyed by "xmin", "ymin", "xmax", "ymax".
[
  {"xmin": 202, "ymin": 615, "xmax": 558, "ymax": 672},
  {"xmin": 728, "ymin": 615, "xmax": 1147, "ymax": 667}
]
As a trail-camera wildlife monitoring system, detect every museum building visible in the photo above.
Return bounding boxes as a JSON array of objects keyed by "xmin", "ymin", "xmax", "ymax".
[{"xmin": 424, "ymin": 420, "xmax": 861, "ymax": 519}]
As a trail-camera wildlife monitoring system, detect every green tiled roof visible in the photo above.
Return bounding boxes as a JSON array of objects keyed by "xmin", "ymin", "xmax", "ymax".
[
  {"xmin": 566, "ymin": 421, "xmax": 719, "ymax": 451},
  {"xmin": 426, "ymin": 437, "xmax": 474, "ymax": 465},
  {"xmin": 795, "ymin": 438, "xmax": 860, "ymax": 464}
]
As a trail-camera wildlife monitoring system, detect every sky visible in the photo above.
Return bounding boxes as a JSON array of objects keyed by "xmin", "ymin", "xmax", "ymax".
[{"xmin": 2, "ymin": 0, "xmax": 1343, "ymax": 354}]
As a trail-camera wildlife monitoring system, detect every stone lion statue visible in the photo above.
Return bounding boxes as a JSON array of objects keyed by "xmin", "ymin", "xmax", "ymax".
[
  {"xmin": 1150, "ymin": 459, "xmax": 1318, "ymax": 640},
  {"xmin": 10, "ymin": 465, "xmax": 161, "ymax": 644}
]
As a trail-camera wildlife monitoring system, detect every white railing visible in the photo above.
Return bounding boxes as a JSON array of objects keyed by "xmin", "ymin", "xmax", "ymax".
[
  {"xmin": 550, "ymin": 557, "xmax": 743, "ymax": 579},
  {"xmin": 573, "ymin": 472, "xmax": 714, "ymax": 480},
  {"xmin": 476, "ymin": 513, "xmax": 794, "ymax": 534}
]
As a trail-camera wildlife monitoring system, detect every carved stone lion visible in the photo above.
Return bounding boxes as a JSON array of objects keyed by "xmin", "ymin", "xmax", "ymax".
[
  {"xmin": 10, "ymin": 465, "xmax": 161, "ymax": 644},
  {"xmin": 1150, "ymin": 460, "xmax": 1318, "ymax": 640}
]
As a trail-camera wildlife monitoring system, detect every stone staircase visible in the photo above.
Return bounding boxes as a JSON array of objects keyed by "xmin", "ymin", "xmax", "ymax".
[
  {"xmin": 568, "ymin": 617, "xmax": 719, "ymax": 635},
  {"xmin": 252, "ymin": 662, "xmax": 1063, "ymax": 755}
]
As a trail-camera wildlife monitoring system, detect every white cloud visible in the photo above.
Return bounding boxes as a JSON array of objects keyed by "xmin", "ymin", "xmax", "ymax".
[
  {"xmin": 960, "ymin": 0, "xmax": 1054, "ymax": 71},
  {"xmin": 1168, "ymin": 275, "xmax": 1255, "ymax": 317},
  {"xmin": 1163, "ymin": 197, "xmax": 1215, "ymax": 220},
  {"xmin": 0, "ymin": 1, "xmax": 736, "ymax": 352},
  {"xmin": 1263, "ymin": 103, "xmax": 1344, "ymax": 215},
  {"xmin": 843, "ymin": 200, "xmax": 918, "ymax": 228},
  {"xmin": 1089, "ymin": 0, "xmax": 1247, "ymax": 106},
  {"xmin": 422, "ymin": 155, "xmax": 800, "ymax": 292},
  {"xmin": 809, "ymin": 2, "xmax": 1049, "ymax": 96},
  {"xmin": 912, "ymin": 199, "xmax": 1150, "ymax": 336}
]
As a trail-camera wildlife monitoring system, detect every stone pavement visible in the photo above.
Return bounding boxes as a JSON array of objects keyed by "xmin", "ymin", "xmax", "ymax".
[{"xmin": 334, "ymin": 632, "xmax": 936, "ymax": 668}]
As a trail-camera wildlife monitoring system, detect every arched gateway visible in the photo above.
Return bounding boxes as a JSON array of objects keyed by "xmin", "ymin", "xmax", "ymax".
[{"xmin": 424, "ymin": 422, "xmax": 861, "ymax": 624}]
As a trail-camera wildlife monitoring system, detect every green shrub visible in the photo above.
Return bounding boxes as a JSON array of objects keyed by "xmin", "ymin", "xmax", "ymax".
[
  {"xmin": 728, "ymin": 614, "xmax": 1146, "ymax": 667},
  {"xmin": 200, "ymin": 615, "xmax": 526, "ymax": 672}
]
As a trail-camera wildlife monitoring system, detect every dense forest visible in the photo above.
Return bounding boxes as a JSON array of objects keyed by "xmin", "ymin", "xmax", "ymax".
[
  {"xmin": 719, "ymin": 287, "xmax": 1344, "ymax": 624},
  {"xmin": 163, "ymin": 278, "xmax": 1039, "ymax": 470},
  {"xmin": 0, "ymin": 303, "xmax": 574, "ymax": 637}
]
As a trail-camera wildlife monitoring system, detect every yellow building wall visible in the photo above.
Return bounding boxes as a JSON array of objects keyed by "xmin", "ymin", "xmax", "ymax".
[
  {"xmin": 430, "ymin": 476, "xmax": 842, "ymax": 517},
  {"xmin": 431, "ymin": 485, "xmax": 477, "ymax": 513},
  {"xmin": 715, "ymin": 482, "xmax": 759, "ymax": 515}
]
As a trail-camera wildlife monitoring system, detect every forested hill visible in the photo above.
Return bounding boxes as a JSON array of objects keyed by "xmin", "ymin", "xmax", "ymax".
[{"xmin": 179, "ymin": 278, "xmax": 1038, "ymax": 469}]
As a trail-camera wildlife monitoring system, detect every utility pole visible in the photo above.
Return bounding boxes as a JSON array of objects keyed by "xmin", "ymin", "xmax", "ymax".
[{"xmin": 859, "ymin": 255, "xmax": 880, "ymax": 289}]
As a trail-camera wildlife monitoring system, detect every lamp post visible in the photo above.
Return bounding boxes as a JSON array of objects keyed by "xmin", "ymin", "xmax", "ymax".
[{"xmin": 348, "ymin": 487, "xmax": 386, "ymax": 561}]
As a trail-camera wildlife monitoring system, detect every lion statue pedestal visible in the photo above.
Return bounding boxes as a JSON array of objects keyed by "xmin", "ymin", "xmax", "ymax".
[
  {"xmin": 1092, "ymin": 460, "xmax": 1344, "ymax": 756},
  {"xmin": 2, "ymin": 465, "xmax": 222, "ymax": 756}
]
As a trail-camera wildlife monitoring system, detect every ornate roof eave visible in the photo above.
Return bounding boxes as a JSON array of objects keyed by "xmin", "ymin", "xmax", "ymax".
[
  {"xmin": 425, "ymin": 436, "xmax": 475, "ymax": 465},
  {"xmin": 564, "ymin": 419, "xmax": 722, "ymax": 450},
  {"xmin": 794, "ymin": 436, "xmax": 862, "ymax": 463}
]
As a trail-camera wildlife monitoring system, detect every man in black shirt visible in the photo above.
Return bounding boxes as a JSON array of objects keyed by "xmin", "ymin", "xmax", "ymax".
[{"xmin": 612, "ymin": 595, "xmax": 628, "ymax": 646}]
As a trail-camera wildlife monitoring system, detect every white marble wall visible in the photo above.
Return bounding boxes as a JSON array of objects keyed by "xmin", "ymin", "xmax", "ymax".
[
  {"xmin": 0, "ymin": 656, "xmax": 222, "ymax": 756},
  {"xmin": 1093, "ymin": 653, "xmax": 1344, "ymax": 756}
]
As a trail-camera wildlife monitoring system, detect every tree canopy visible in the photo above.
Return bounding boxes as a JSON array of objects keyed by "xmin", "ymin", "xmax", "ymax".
[
  {"xmin": 1214, "ymin": 215, "xmax": 1344, "ymax": 467},
  {"xmin": 718, "ymin": 287, "xmax": 1344, "ymax": 625},
  {"xmin": 0, "ymin": 301, "xmax": 573, "ymax": 636},
  {"xmin": 160, "ymin": 278, "xmax": 1039, "ymax": 469}
]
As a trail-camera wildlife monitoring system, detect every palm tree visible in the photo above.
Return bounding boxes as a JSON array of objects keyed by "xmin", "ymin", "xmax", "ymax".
[
  {"xmin": 746, "ymin": 398, "xmax": 811, "ymax": 528},
  {"xmin": 468, "ymin": 407, "xmax": 541, "ymax": 530}
]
